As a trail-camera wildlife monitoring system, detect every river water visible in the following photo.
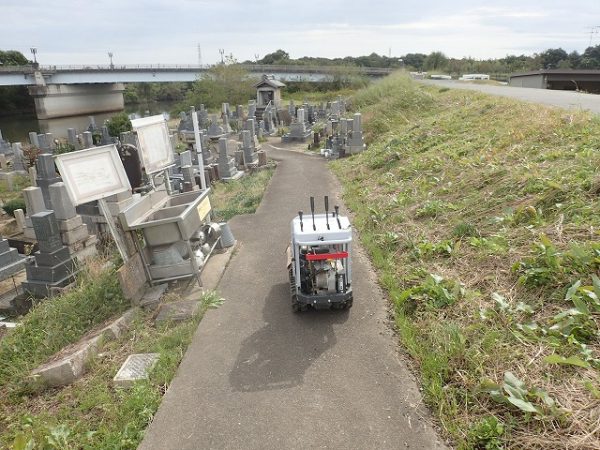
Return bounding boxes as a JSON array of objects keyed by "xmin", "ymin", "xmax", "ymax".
[{"xmin": 0, "ymin": 100, "xmax": 178, "ymax": 144}]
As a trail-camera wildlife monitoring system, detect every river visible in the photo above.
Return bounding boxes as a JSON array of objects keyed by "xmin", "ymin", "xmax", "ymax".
[{"xmin": 0, "ymin": 100, "xmax": 179, "ymax": 144}]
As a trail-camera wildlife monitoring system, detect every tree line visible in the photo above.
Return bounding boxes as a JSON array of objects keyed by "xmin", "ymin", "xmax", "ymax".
[{"xmin": 249, "ymin": 46, "xmax": 600, "ymax": 76}]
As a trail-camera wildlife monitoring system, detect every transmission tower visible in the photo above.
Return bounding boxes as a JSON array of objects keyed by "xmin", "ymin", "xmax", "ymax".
[{"xmin": 585, "ymin": 26, "xmax": 600, "ymax": 47}]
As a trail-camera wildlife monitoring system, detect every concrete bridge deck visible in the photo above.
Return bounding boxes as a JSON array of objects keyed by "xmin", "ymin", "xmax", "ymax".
[{"xmin": 0, "ymin": 64, "xmax": 394, "ymax": 86}]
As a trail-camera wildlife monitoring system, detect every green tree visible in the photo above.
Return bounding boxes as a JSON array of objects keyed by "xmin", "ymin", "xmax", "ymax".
[
  {"xmin": 539, "ymin": 48, "xmax": 568, "ymax": 69},
  {"xmin": 402, "ymin": 53, "xmax": 427, "ymax": 70},
  {"xmin": 259, "ymin": 50, "xmax": 290, "ymax": 65},
  {"xmin": 581, "ymin": 45, "xmax": 600, "ymax": 69},
  {"xmin": 423, "ymin": 51, "xmax": 448, "ymax": 71},
  {"xmin": 0, "ymin": 50, "xmax": 29, "ymax": 66},
  {"xmin": 0, "ymin": 50, "xmax": 35, "ymax": 115},
  {"xmin": 183, "ymin": 56, "xmax": 254, "ymax": 110}
]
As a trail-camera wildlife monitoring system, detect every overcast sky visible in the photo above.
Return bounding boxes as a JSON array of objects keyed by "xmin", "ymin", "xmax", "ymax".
[{"xmin": 2, "ymin": 0, "xmax": 599, "ymax": 66}]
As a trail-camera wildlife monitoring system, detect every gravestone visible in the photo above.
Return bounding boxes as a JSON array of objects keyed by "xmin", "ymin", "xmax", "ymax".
[
  {"xmin": 181, "ymin": 165, "xmax": 198, "ymax": 192},
  {"xmin": 14, "ymin": 209, "xmax": 26, "ymax": 232},
  {"xmin": 217, "ymin": 138, "xmax": 242, "ymax": 181},
  {"xmin": 35, "ymin": 154, "xmax": 61, "ymax": 210},
  {"xmin": 282, "ymin": 108, "xmax": 312, "ymax": 143},
  {"xmin": 248, "ymin": 100, "xmax": 256, "ymax": 119},
  {"xmin": 207, "ymin": 115, "xmax": 225, "ymax": 139},
  {"xmin": 242, "ymin": 130, "xmax": 258, "ymax": 167},
  {"xmin": 118, "ymin": 143, "xmax": 143, "ymax": 190},
  {"xmin": 236, "ymin": 105, "xmax": 243, "ymax": 120},
  {"xmin": 0, "ymin": 130, "xmax": 11, "ymax": 155},
  {"xmin": 179, "ymin": 150, "xmax": 192, "ymax": 167},
  {"xmin": 246, "ymin": 118, "xmax": 256, "ymax": 136},
  {"xmin": 82, "ymin": 131, "xmax": 94, "ymax": 149},
  {"xmin": 0, "ymin": 235, "xmax": 27, "ymax": 280},
  {"xmin": 198, "ymin": 104, "xmax": 209, "ymax": 128},
  {"xmin": 45, "ymin": 133, "xmax": 56, "ymax": 152},
  {"xmin": 22, "ymin": 211, "xmax": 78, "ymax": 298},
  {"xmin": 22, "ymin": 186, "xmax": 48, "ymax": 239},
  {"xmin": 29, "ymin": 132, "xmax": 40, "ymax": 148},
  {"xmin": 101, "ymin": 126, "xmax": 111, "ymax": 145},
  {"xmin": 37, "ymin": 134, "xmax": 49, "ymax": 152},
  {"xmin": 199, "ymin": 131, "xmax": 214, "ymax": 165},
  {"xmin": 67, "ymin": 128, "xmax": 81, "ymax": 151},
  {"xmin": 347, "ymin": 112, "xmax": 366, "ymax": 154}
]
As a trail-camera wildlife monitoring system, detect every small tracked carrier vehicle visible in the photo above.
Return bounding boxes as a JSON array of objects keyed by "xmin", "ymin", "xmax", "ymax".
[{"xmin": 288, "ymin": 196, "xmax": 353, "ymax": 311}]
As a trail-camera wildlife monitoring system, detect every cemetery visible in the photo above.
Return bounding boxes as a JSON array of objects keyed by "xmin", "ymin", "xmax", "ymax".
[{"xmin": 0, "ymin": 73, "xmax": 371, "ymax": 448}]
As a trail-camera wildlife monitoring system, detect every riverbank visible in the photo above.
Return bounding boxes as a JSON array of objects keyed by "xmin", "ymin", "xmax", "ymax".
[{"xmin": 332, "ymin": 73, "xmax": 600, "ymax": 449}]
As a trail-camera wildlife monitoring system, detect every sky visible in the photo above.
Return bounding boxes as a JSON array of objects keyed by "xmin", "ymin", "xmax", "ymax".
[{"xmin": 1, "ymin": 0, "xmax": 599, "ymax": 66}]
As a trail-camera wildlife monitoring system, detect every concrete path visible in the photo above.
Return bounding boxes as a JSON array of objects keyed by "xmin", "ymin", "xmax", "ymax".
[
  {"xmin": 139, "ymin": 144, "xmax": 447, "ymax": 450},
  {"xmin": 421, "ymin": 79, "xmax": 600, "ymax": 114}
]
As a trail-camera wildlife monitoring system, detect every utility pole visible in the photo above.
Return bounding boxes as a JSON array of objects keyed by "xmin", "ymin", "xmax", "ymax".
[
  {"xmin": 219, "ymin": 48, "xmax": 225, "ymax": 64},
  {"xmin": 30, "ymin": 47, "xmax": 38, "ymax": 68},
  {"xmin": 254, "ymin": 53, "xmax": 260, "ymax": 64},
  {"xmin": 108, "ymin": 52, "xmax": 114, "ymax": 69},
  {"xmin": 197, "ymin": 44, "xmax": 202, "ymax": 67}
]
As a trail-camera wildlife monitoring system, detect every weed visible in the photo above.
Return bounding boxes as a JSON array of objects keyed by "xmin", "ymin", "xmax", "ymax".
[
  {"xmin": 452, "ymin": 221, "xmax": 478, "ymax": 238},
  {"xmin": 397, "ymin": 274, "xmax": 465, "ymax": 312},
  {"xmin": 466, "ymin": 416, "xmax": 505, "ymax": 450}
]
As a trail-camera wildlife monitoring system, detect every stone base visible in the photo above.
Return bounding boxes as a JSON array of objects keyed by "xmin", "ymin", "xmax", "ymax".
[
  {"xmin": 22, "ymin": 270, "xmax": 78, "ymax": 298},
  {"xmin": 221, "ymin": 171, "xmax": 244, "ymax": 182},
  {"xmin": 25, "ymin": 259, "xmax": 77, "ymax": 283},
  {"xmin": 23, "ymin": 227, "xmax": 36, "ymax": 240},
  {"xmin": 58, "ymin": 215, "xmax": 83, "ymax": 232},
  {"xmin": 61, "ymin": 224, "xmax": 90, "ymax": 246},
  {"xmin": 0, "ymin": 257, "xmax": 28, "ymax": 280}
]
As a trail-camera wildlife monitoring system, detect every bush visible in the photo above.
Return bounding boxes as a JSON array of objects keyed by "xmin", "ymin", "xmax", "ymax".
[
  {"xmin": 2, "ymin": 197, "xmax": 26, "ymax": 217},
  {"xmin": 106, "ymin": 112, "xmax": 132, "ymax": 137}
]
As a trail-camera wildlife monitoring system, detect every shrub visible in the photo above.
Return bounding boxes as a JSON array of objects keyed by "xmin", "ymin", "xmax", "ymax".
[{"xmin": 2, "ymin": 197, "xmax": 26, "ymax": 217}]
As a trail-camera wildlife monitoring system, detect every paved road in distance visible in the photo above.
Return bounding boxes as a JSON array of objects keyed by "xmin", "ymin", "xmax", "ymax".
[{"xmin": 421, "ymin": 80, "xmax": 600, "ymax": 114}]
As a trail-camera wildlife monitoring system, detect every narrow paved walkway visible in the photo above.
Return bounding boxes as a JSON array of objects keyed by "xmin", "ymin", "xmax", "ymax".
[
  {"xmin": 139, "ymin": 144, "xmax": 447, "ymax": 449},
  {"xmin": 421, "ymin": 79, "xmax": 600, "ymax": 114}
]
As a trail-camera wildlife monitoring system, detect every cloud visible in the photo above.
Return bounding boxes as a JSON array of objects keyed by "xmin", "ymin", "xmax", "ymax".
[{"xmin": 1, "ymin": 0, "xmax": 598, "ymax": 64}]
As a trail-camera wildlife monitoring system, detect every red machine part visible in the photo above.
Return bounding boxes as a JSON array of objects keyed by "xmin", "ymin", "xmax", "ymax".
[{"xmin": 305, "ymin": 251, "xmax": 349, "ymax": 261}]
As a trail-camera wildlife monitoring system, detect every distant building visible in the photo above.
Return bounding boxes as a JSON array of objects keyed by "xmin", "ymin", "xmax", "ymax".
[
  {"xmin": 509, "ymin": 69, "xmax": 600, "ymax": 93},
  {"xmin": 459, "ymin": 74, "xmax": 490, "ymax": 81},
  {"xmin": 430, "ymin": 74, "xmax": 452, "ymax": 80},
  {"xmin": 409, "ymin": 71, "xmax": 427, "ymax": 80}
]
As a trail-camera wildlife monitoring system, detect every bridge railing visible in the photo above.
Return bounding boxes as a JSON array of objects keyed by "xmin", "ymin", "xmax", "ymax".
[{"xmin": 0, "ymin": 64, "xmax": 394, "ymax": 76}]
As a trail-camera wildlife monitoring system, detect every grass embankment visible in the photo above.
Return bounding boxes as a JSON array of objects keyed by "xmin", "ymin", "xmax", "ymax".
[
  {"xmin": 332, "ymin": 74, "xmax": 600, "ymax": 449},
  {"xmin": 0, "ymin": 170, "xmax": 276, "ymax": 448},
  {"xmin": 211, "ymin": 167, "xmax": 274, "ymax": 221}
]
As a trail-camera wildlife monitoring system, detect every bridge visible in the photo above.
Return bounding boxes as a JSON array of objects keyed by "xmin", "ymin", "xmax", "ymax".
[
  {"xmin": 0, "ymin": 64, "xmax": 393, "ymax": 119},
  {"xmin": 0, "ymin": 64, "xmax": 392, "ymax": 86}
]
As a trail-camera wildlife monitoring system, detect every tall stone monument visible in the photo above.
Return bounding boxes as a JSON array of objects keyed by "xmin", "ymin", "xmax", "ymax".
[{"xmin": 22, "ymin": 211, "xmax": 78, "ymax": 298}]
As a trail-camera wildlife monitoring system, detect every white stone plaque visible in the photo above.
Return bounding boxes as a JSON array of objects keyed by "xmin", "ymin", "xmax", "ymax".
[
  {"xmin": 54, "ymin": 145, "xmax": 131, "ymax": 206},
  {"xmin": 131, "ymin": 114, "xmax": 175, "ymax": 174}
]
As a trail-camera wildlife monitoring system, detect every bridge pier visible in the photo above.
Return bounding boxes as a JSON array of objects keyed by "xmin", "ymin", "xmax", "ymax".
[{"xmin": 28, "ymin": 82, "xmax": 125, "ymax": 119}]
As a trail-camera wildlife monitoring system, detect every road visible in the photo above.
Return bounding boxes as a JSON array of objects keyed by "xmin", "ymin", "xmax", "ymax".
[
  {"xmin": 138, "ymin": 144, "xmax": 447, "ymax": 450},
  {"xmin": 421, "ymin": 80, "xmax": 600, "ymax": 114}
]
